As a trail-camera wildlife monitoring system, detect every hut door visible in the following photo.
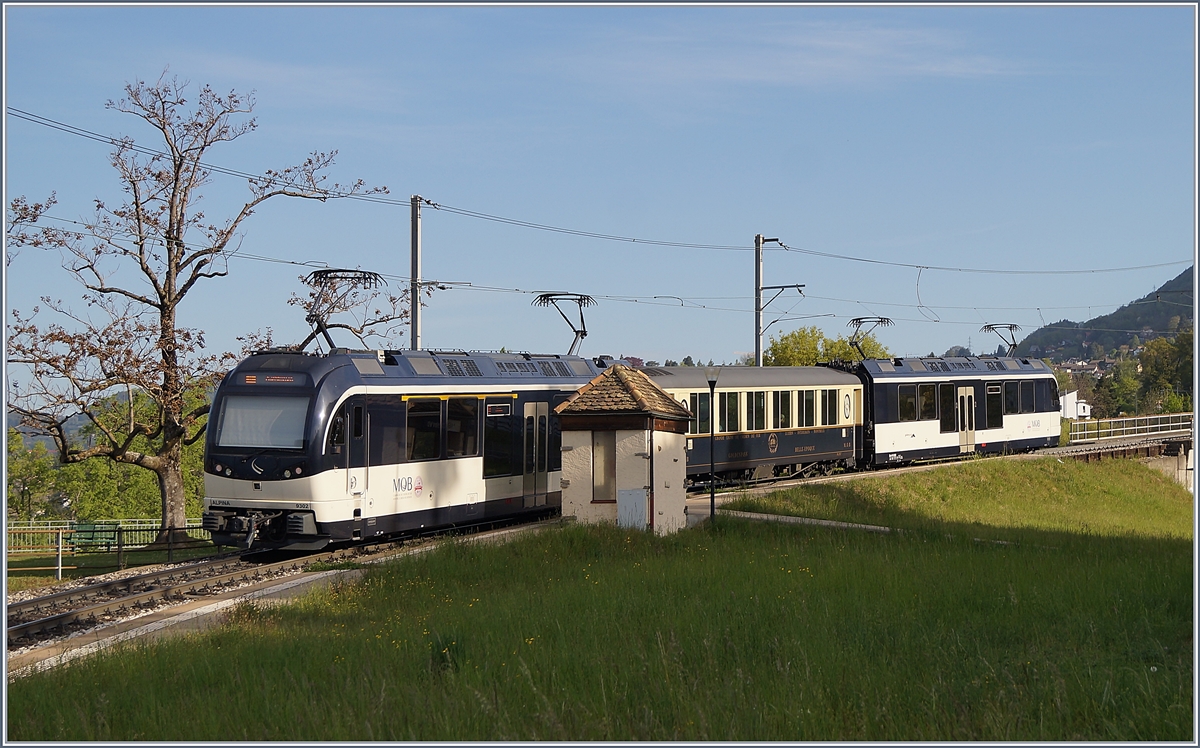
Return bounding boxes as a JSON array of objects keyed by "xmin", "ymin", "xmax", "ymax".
[{"xmin": 522, "ymin": 402, "xmax": 549, "ymax": 506}]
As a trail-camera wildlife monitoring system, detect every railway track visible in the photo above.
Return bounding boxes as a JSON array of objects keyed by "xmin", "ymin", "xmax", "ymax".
[{"xmin": 7, "ymin": 511, "xmax": 559, "ymax": 650}]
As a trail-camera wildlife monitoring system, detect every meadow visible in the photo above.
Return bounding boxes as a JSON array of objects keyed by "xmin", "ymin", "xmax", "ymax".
[{"xmin": 6, "ymin": 458, "xmax": 1192, "ymax": 741}]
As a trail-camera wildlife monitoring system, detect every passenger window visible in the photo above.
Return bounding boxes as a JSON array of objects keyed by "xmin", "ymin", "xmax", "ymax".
[
  {"xmin": 918, "ymin": 384, "xmax": 937, "ymax": 421},
  {"xmin": 483, "ymin": 399, "xmax": 514, "ymax": 477},
  {"xmin": 447, "ymin": 398, "xmax": 479, "ymax": 458},
  {"xmin": 690, "ymin": 392, "xmax": 712, "ymax": 435},
  {"xmin": 986, "ymin": 383, "xmax": 1003, "ymax": 429},
  {"xmin": 773, "ymin": 391, "xmax": 791, "ymax": 429},
  {"xmin": 719, "ymin": 392, "xmax": 740, "ymax": 432},
  {"xmin": 746, "ymin": 391, "xmax": 766, "ymax": 431},
  {"xmin": 898, "ymin": 385, "xmax": 917, "ymax": 422},
  {"xmin": 801, "ymin": 390, "xmax": 815, "ymax": 427},
  {"xmin": 1020, "ymin": 381, "xmax": 1035, "ymax": 414},
  {"xmin": 822, "ymin": 389, "xmax": 838, "ymax": 426},
  {"xmin": 406, "ymin": 398, "xmax": 441, "ymax": 461},
  {"xmin": 1004, "ymin": 382, "xmax": 1019, "ymax": 415},
  {"xmin": 939, "ymin": 384, "xmax": 956, "ymax": 433}
]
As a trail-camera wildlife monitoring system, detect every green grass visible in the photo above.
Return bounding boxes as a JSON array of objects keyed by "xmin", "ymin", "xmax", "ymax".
[
  {"xmin": 725, "ymin": 456, "xmax": 1193, "ymax": 541},
  {"xmin": 7, "ymin": 460, "xmax": 1192, "ymax": 741}
]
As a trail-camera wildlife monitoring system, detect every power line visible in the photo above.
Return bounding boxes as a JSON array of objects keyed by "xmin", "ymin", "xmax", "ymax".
[{"xmin": 9, "ymin": 105, "xmax": 1193, "ymax": 274}]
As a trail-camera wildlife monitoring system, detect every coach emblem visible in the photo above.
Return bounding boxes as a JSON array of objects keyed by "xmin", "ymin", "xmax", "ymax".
[{"xmin": 768, "ymin": 433, "xmax": 779, "ymax": 454}]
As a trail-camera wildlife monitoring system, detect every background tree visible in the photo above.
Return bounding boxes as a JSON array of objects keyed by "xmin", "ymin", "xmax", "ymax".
[
  {"xmin": 7, "ymin": 73, "xmax": 385, "ymax": 543},
  {"xmin": 6, "ymin": 429, "xmax": 60, "ymax": 520},
  {"xmin": 764, "ymin": 325, "xmax": 890, "ymax": 366}
]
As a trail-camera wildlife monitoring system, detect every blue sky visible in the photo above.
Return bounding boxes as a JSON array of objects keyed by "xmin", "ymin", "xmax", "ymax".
[{"xmin": 4, "ymin": 4, "xmax": 1195, "ymax": 365}]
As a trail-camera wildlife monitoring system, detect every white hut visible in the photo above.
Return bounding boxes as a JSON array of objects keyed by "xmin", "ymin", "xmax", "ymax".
[{"xmin": 555, "ymin": 365, "xmax": 693, "ymax": 535}]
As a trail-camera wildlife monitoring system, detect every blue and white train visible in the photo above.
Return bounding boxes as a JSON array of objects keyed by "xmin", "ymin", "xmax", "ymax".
[{"xmin": 202, "ymin": 349, "xmax": 1059, "ymax": 550}]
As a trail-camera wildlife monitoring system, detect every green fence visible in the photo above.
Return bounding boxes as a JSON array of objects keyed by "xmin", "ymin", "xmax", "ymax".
[{"xmin": 7, "ymin": 520, "xmax": 212, "ymax": 580}]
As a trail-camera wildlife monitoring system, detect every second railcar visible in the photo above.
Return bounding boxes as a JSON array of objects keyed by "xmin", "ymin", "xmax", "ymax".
[{"xmin": 643, "ymin": 366, "xmax": 865, "ymax": 481}]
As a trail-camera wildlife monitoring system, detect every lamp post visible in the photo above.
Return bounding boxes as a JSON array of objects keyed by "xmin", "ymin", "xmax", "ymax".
[{"xmin": 705, "ymin": 365, "xmax": 720, "ymax": 524}]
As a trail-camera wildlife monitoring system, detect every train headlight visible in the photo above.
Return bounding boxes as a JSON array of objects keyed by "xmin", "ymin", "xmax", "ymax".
[
  {"xmin": 213, "ymin": 463, "xmax": 223, "ymax": 474},
  {"xmin": 295, "ymin": 466, "xmax": 303, "ymax": 475},
  {"xmin": 284, "ymin": 469, "xmax": 292, "ymax": 478},
  {"xmin": 224, "ymin": 468, "xmax": 232, "ymax": 476}
]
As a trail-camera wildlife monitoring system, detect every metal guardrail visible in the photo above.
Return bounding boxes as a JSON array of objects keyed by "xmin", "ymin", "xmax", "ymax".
[
  {"xmin": 1068, "ymin": 412, "xmax": 1194, "ymax": 444},
  {"xmin": 8, "ymin": 519, "xmax": 205, "ymax": 554}
]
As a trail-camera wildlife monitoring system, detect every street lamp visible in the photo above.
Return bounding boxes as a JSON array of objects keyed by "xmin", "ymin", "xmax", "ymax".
[{"xmin": 705, "ymin": 365, "xmax": 720, "ymax": 524}]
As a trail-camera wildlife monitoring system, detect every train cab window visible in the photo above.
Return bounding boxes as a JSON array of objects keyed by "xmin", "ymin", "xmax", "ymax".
[
  {"xmin": 939, "ymin": 384, "xmax": 956, "ymax": 433},
  {"xmin": 327, "ymin": 410, "xmax": 346, "ymax": 453},
  {"xmin": 447, "ymin": 398, "xmax": 479, "ymax": 458},
  {"xmin": 773, "ymin": 391, "xmax": 791, "ymax": 429},
  {"xmin": 719, "ymin": 392, "xmax": 739, "ymax": 433},
  {"xmin": 746, "ymin": 391, "xmax": 766, "ymax": 431},
  {"xmin": 821, "ymin": 389, "xmax": 839, "ymax": 426},
  {"xmin": 918, "ymin": 384, "xmax": 938, "ymax": 421},
  {"xmin": 352, "ymin": 405, "xmax": 364, "ymax": 440},
  {"xmin": 898, "ymin": 385, "xmax": 917, "ymax": 422},
  {"xmin": 1020, "ymin": 381, "xmax": 1035, "ymax": 413},
  {"xmin": 1004, "ymin": 382, "xmax": 1019, "ymax": 415},
  {"xmin": 985, "ymin": 383, "xmax": 1003, "ymax": 429},
  {"xmin": 406, "ymin": 398, "xmax": 441, "ymax": 461},
  {"xmin": 690, "ymin": 392, "xmax": 711, "ymax": 435},
  {"xmin": 483, "ymin": 399, "xmax": 515, "ymax": 477}
]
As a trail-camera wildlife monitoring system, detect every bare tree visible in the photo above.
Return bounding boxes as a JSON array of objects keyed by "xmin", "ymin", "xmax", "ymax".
[{"xmin": 7, "ymin": 73, "xmax": 386, "ymax": 543}]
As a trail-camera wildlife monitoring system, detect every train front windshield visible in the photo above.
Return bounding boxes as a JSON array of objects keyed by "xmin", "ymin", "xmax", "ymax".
[{"xmin": 214, "ymin": 395, "xmax": 309, "ymax": 449}]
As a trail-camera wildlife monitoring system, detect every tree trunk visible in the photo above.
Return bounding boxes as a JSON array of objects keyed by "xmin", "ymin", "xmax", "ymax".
[{"xmin": 153, "ymin": 441, "xmax": 190, "ymax": 545}]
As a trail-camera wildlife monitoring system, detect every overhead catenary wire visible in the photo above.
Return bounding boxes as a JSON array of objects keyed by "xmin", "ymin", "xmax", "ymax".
[{"xmin": 21, "ymin": 211, "xmax": 1195, "ymax": 334}]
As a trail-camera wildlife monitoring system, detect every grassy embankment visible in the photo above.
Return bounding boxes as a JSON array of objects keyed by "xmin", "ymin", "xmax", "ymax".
[{"xmin": 7, "ymin": 458, "xmax": 1192, "ymax": 741}]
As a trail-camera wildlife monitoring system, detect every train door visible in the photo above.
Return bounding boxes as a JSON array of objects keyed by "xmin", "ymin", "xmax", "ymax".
[
  {"xmin": 346, "ymin": 399, "xmax": 367, "ymax": 536},
  {"xmin": 522, "ymin": 401, "xmax": 549, "ymax": 506},
  {"xmin": 957, "ymin": 386, "xmax": 975, "ymax": 453}
]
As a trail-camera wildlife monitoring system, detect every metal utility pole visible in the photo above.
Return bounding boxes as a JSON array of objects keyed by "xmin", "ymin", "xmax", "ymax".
[
  {"xmin": 411, "ymin": 195, "xmax": 422, "ymax": 350},
  {"xmin": 755, "ymin": 234, "xmax": 763, "ymax": 367},
  {"xmin": 754, "ymin": 234, "xmax": 781, "ymax": 366}
]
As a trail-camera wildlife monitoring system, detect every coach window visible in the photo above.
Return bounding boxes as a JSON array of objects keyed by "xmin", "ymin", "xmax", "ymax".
[
  {"xmin": 898, "ymin": 385, "xmax": 917, "ymax": 422},
  {"xmin": 986, "ymin": 383, "xmax": 1003, "ymax": 429},
  {"xmin": 1004, "ymin": 381, "xmax": 1020, "ymax": 415},
  {"xmin": 918, "ymin": 384, "xmax": 938, "ymax": 421},
  {"xmin": 821, "ymin": 389, "xmax": 839, "ymax": 426},
  {"xmin": 801, "ymin": 390, "xmax": 815, "ymax": 427},
  {"xmin": 719, "ymin": 392, "xmax": 740, "ymax": 433},
  {"xmin": 772, "ymin": 391, "xmax": 791, "ymax": 429},
  {"xmin": 1020, "ymin": 381, "xmax": 1035, "ymax": 414},
  {"xmin": 447, "ymin": 398, "xmax": 479, "ymax": 458},
  {"xmin": 747, "ymin": 391, "xmax": 766, "ymax": 431},
  {"xmin": 483, "ymin": 399, "xmax": 514, "ymax": 477},
  {"xmin": 406, "ymin": 398, "xmax": 441, "ymax": 461},
  {"xmin": 1040, "ymin": 379, "xmax": 1060, "ymax": 413},
  {"xmin": 939, "ymin": 384, "xmax": 956, "ymax": 433},
  {"xmin": 690, "ymin": 392, "xmax": 711, "ymax": 435}
]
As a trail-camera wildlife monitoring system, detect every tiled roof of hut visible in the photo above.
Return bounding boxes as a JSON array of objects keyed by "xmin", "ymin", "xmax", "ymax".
[{"xmin": 554, "ymin": 364, "xmax": 692, "ymax": 420}]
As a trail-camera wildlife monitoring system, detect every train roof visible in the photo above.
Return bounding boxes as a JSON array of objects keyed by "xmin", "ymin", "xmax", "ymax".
[
  {"xmin": 230, "ymin": 348, "xmax": 608, "ymax": 386},
  {"xmin": 857, "ymin": 356, "xmax": 1052, "ymax": 380},
  {"xmin": 639, "ymin": 365, "xmax": 860, "ymax": 389}
]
